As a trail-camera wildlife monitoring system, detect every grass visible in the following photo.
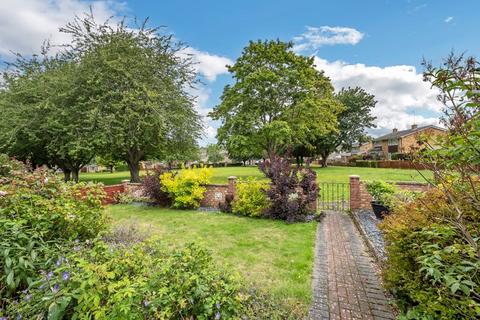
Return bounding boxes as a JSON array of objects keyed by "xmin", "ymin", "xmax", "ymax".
[
  {"xmin": 108, "ymin": 204, "xmax": 317, "ymax": 308},
  {"xmin": 81, "ymin": 165, "xmax": 433, "ymax": 185}
]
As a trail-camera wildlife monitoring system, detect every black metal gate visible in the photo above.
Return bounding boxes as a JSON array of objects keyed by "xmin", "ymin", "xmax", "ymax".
[{"xmin": 318, "ymin": 182, "xmax": 350, "ymax": 211}]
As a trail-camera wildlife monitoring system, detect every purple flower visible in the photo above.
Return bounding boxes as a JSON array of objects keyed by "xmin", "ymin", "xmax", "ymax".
[
  {"xmin": 62, "ymin": 271, "xmax": 70, "ymax": 281},
  {"xmin": 0, "ymin": 317, "xmax": 8, "ymax": 320},
  {"xmin": 52, "ymin": 284, "xmax": 59, "ymax": 293},
  {"xmin": 46, "ymin": 271, "xmax": 53, "ymax": 280},
  {"xmin": 215, "ymin": 311, "xmax": 221, "ymax": 320},
  {"xmin": 216, "ymin": 303, "xmax": 221, "ymax": 309},
  {"xmin": 25, "ymin": 294, "xmax": 32, "ymax": 301},
  {"xmin": 143, "ymin": 300, "xmax": 150, "ymax": 308}
]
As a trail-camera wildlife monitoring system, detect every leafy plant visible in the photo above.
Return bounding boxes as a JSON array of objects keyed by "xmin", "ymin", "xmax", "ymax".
[
  {"xmin": 232, "ymin": 178, "xmax": 271, "ymax": 217},
  {"xmin": 0, "ymin": 157, "xmax": 107, "ymax": 307},
  {"xmin": 8, "ymin": 240, "xmax": 300, "ymax": 319},
  {"xmin": 365, "ymin": 181, "xmax": 396, "ymax": 205},
  {"xmin": 259, "ymin": 154, "xmax": 318, "ymax": 222},
  {"xmin": 142, "ymin": 166, "xmax": 171, "ymax": 206},
  {"xmin": 379, "ymin": 54, "xmax": 480, "ymax": 319},
  {"xmin": 366, "ymin": 181, "xmax": 419, "ymax": 209},
  {"xmin": 160, "ymin": 166, "xmax": 212, "ymax": 209}
]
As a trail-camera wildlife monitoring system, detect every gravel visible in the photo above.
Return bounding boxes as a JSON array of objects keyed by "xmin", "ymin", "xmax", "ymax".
[{"xmin": 352, "ymin": 209, "xmax": 387, "ymax": 262}]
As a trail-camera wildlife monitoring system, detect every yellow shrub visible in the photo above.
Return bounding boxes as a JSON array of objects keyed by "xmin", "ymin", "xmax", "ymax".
[{"xmin": 160, "ymin": 166, "xmax": 212, "ymax": 209}]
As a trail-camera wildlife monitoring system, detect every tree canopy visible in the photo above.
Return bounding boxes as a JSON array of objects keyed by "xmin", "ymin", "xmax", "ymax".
[
  {"xmin": 210, "ymin": 40, "xmax": 341, "ymax": 159},
  {"xmin": 0, "ymin": 12, "xmax": 202, "ymax": 182},
  {"xmin": 314, "ymin": 87, "xmax": 377, "ymax": 166}
]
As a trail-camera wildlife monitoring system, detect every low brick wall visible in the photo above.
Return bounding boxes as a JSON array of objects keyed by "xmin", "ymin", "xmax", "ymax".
[
  {"xmin": 102, "ymin": 177, "xmax": 238, "ymax": 209},
  {"xmin": 102, "ymin": 184, "xmax": 125, "ymax": 204},
  {"xmin": 200, "ymin": 176, "xmax": 237, "ymax": 208},
  {"xmin": 350, "ymin": 175, "xmax": 430, "ymax": 210}
]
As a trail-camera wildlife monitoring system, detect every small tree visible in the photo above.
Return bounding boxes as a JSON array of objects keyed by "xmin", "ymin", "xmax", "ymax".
[{"xmin": 206, "ymin": 144, "xmax": 223, "ymax": 165}]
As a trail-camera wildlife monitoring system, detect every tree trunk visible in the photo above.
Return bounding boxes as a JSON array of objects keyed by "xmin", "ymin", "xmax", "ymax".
[
  {"xmin": 109, "ymin": 165, "xmax": 114, "ymax": 173},
  {"xmin": 63, "ymin": 169, "xmax": 71, "ymax": 182},
  {"xmin": 320, "ymin": 152, "xmax": 329, "ymax": 168},
  {"xmin": 128, "ymin": 160, "xmax": 141, "ymax": 183},
  {"xmin": 71, "ymin": 168, "xmax": 80, "ymax": 183}
]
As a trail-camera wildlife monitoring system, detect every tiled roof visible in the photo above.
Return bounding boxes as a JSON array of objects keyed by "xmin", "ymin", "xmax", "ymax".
[{"xmin": 373, "ymin": 125, "xmax": 445, "ymax": 141}]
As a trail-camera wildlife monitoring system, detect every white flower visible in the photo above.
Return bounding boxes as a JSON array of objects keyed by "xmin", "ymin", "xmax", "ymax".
[{"xmin": 287, "ymin": 192, "xmax": 299, "ymax": 202}]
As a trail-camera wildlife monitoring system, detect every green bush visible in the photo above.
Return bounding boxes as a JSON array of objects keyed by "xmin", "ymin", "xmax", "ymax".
[
  {"xmin": 232, "ymin": 178, "xmax": 271, "ymax": 217},
  {"xmin": 9, "ymin": 241, "xmax": 299, "ymax": 319},
  {"xmin": 0, "ymin": 157, "xmax": 107, "ymax": 306},
  {"xmin": 365, "ymin": 180, "xmax": 396, "ymax": 204},
  {"xmin": 380, "ymin": 188, "xmax": 480, "ymax": 319},
  {"xmin": 160, "ymin": 166, "xmax": 212, "ymax": 209},
  {"xmin": 355, "ymin": 160, "xmax": 378, "ymax": 168},
  {"xmin": 366, "ymin": 180, "xmax": 418, "ymax": 208}
]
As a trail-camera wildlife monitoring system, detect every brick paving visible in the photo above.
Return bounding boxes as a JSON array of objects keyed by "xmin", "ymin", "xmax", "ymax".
[{"xmin": 309, "ymin": 211, "xmax": 394, "ymax": 320}]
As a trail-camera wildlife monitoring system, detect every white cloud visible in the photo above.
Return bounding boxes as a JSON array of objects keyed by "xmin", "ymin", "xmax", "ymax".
[
  {"xmin": 293, "ymin": 26, "xmax": 364, "ymax": 52},
  {"xmin": 180, "ymin": 47, "xmax": 232, "ymax": 82},
  {"xmin": 444, "ymin": 16, "xmax": 454, "ymax": 23},
  {"xmin": 313, "ymin": 56, "xmax": 442, "ymax": 135},
  {"xmin": 0, "ymin": 0, "xmax": 121, "ymax": 58}
]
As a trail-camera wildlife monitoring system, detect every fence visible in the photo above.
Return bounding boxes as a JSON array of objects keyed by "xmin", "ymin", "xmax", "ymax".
[{"xmin": 318, "ymin": 182, "xmax": 350, "ymax": 211}]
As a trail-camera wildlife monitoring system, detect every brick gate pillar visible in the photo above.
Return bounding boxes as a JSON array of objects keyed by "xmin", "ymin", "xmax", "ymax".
[
  {"xmin": 350, "ymin": 175, "xmax": 361, "ymax": 210},
  {"xmin": 227, "ymin": 176, "xmax": 237, "ymax": 199}
]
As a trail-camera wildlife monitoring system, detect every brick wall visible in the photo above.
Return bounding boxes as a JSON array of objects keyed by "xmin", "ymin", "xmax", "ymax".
[
  {"xmin": 102, "ymin": 184, "xmax": 125, "ymax": 204},
  {"xmin": 350, "ymin": 175, "xmax": 430, "ymax": 210},
  {"xmin": 200, "ymin": 176, "xmax": 237, "ymax": 208}
]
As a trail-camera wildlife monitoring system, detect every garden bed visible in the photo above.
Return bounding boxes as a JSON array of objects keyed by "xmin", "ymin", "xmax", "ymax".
[{"xmin": 351, "ymin": 209, "xmax": 387, "ymax": 262}]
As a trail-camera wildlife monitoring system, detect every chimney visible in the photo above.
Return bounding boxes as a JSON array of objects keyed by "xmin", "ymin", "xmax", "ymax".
[
  {"xmin": 392, "ymin": 128, "xmax": 398, "ymax": 133},
  {"xmin": 411, "ymin": 124, "xmax": 418, "ymax": 129}
]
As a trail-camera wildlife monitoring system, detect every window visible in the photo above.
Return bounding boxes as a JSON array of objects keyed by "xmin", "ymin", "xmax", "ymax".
[{"xmin": 388, "ymin": 138, "xmax": 398, "ymax": 146}]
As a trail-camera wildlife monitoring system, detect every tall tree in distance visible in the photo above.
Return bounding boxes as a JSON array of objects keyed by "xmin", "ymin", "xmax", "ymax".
[
  {"xmin": 315, "ymin": 87, "xmax": 377, "ymax": 167},
  {"xmin": 210, "ymin": 40, "xmax": 341, "ymax": 160},
  {"xmin": 62, "ymin": 13, "xmax": 202, "ymax": 182},
  {"xmin": 206, "ymin": 144, "xmax": 223, "ymax": 165}
]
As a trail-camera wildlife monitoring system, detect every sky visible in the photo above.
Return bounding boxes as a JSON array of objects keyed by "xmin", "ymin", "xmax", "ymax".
[{"xmin": 1, "ymin": 0, "xmax": 479, "ymax": 145}]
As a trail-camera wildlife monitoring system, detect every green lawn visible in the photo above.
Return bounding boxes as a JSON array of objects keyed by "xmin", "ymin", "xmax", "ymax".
[
  {"xmin": 82, "ymin": 165, "xmax": 432, "ymax": 185},
  {"xmin": 108, "ymin": 205, "xmax": 317, "ymax": 309}
]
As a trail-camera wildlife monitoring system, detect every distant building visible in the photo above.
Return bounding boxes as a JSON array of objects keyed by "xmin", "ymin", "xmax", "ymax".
[{"xmin": 371, "ymin": 124, "xmax": 447, "ymax": 159}]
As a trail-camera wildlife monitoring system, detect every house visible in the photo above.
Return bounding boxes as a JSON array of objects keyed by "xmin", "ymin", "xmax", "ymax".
[
  {"xmin": 371, "ymin": 124, "xmax": 447, "ymax": 159},
  {"xmin": 351, "ymin": 141, "xmax": 373, "ymax": 156}
]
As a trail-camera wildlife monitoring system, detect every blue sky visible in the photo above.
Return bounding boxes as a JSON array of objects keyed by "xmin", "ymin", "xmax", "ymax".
[{"xmin": 1, "ymin": 0, "xmax": 479, "ymax": 145}]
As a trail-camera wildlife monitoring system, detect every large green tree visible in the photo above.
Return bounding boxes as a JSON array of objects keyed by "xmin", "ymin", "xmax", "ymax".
[
  {"xmin": 61, "ymin": 14, "xmax": 202, "ymax": 182},
  {"xmin": 210, "ymin": 40, "xmax": 341, "ymax": 159},
  {"xmin": 315, "ymin": 87, "xmax": 377, "ymax": 167},
  {"xmin": 0, "ymin": 50, "xmax": 104, "ymax": 182}
]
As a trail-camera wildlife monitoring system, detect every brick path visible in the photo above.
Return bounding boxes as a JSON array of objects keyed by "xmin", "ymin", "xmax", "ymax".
[{"xmin": 309, "ymin": 211, "xmax": 394, "ymax": 320}]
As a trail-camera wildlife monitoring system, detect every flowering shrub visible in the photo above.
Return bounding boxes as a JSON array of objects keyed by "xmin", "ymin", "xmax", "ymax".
[
  {"xmin": 0, "ymin": 156, "xmax": 107, "ymax": 308},
  {"xmin": 160, "ymin": 166, "xmax": 212, "ymax": 209},
  {"xmin": 232, "ymin": 178, "xmax": 270, "ymax": 217},
  {"xmin": 259, "ymin": 154, "xmax": 318, "ymax": 222}
]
